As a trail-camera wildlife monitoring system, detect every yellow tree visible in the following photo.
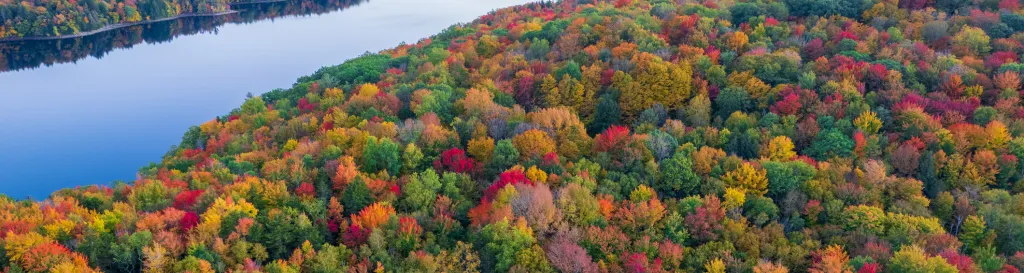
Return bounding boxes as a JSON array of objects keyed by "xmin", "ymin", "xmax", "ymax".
[
  {"xmin": 512, "ymin": 129, "xmax": 557, "ymax": 160},
  {"xmin": 619, "ymin": 53, "xmax": 692, "ymax": 118},
  {"xmin": 579, "ymin": 64, "xmax": 603, "ymax": 120},
  {"xmin": 558, "ymin": 76, "xmax": 586, "ymax": 110},
  {"xmin": 541, "ymin": 74, "xmax": 560, "ymax": 108},
  {"xmin": 726, "ymin": 31, "xmax": 749, "ymax": 51},
  {"xmin": 809, "ymin": 245, "xmax": 853, "ymax": 273},
  {"xmin": 985, "ymin": 120, "xmax": 1010, "ymax": 150},
  {"xmin": 854, "ymin": 111, "xmax": 882, "ymax": 135},
  {"xmin": 762, "ymin": 136, "xmax": 796, "ymax": 161},
  {"xmin": 722, "ymin": 163, "xmax": 768, "ymax": 195},
  {"xmin": 468, "ymin": 137, "xmax": 495, "ymax": 163}
]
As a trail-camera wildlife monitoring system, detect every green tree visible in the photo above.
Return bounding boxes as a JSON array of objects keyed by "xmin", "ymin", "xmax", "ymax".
[
  {"xmin": 952, "ymin": 26, "xmax": 992, "ymax": 55},
  {"xmin": 402, "ymin": 169, "xmax": 442, "ymax": 212},
  {"xmin": 342, "ymin": 178, "xmax": 373, "ymax": 215},
  {"xmin": 310, "ymin": 243, "xmax": 351, "ymax": 273},
  {"xmin": 806, "ymin": 129, "xmax": 854, "ymax": 160},
  {"xmin": 488, "ymin": 139, "xmax": 520, "ymax": 176},
  {"xmin": 402, "ymin": 143, "xmax": 424, "ymax": 174},
  {"xmin": 474, "ymin": 219, "xmax": 537, "ymax": 272},
  {"xmin": 588, "ymin": 93, "xmax": 622, "ymax": 134},
  {"xmin": 715, "ymin": 88, "xmax": 751, "ymax": 118},
  {"xmin": 959, "ymin": 215, "xmax": 989, "ymax": 252},
  {"xmin": 658, "ymin": 151, "xmax": 701, "ymax": 197},
  {"xmin": 361, "ymin": 136, "xmax": 401, "ymax": 175}
]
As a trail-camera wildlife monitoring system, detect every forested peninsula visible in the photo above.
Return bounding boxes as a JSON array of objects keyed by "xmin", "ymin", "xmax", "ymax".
[{"xmin": 4, "ymin": 0, "xmax": 1024, "ymax": 272}]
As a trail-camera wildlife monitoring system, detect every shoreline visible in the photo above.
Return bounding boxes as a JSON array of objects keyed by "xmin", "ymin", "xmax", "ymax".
[{"xmin": 0, "ymin": 10, "xmax": 241, "ymax": 42}]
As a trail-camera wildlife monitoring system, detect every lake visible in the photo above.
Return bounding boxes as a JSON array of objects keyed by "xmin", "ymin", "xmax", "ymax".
[{"xmin": 0, "ymin": 0, "xmax": 533, "ymax": 199}]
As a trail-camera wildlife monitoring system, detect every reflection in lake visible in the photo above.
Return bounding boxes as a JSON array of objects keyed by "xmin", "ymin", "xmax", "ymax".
[
  {"xmin": 0, "ymin": 0, "xmax": 531, "ymax": 199},
  {"xmin": 0, "ymin": 0, "xmax": 365, "ymax": 72}
]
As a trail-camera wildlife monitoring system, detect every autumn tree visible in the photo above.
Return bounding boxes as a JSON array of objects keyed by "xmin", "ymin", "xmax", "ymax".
[
  {"xmin": 512, "ymin": 129, "xmax": 557, "ymax": 161},
  {"xmin": 617, "ymin": 53, "xmax": 692, "ymax": 118},
  {"xmin": 722, "ymin": 163, "xmax": 769, "ymax": 196}
]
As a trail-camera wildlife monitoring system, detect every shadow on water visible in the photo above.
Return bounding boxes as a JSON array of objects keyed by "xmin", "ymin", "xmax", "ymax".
[{"xmin": 0, "ymin": 0, "xmax": 365, "ymax": 72}]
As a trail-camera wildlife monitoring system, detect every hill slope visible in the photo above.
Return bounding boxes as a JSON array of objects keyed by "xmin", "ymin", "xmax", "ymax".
[{"xmin": 4, "ymin": 0, "xmax": 1024, "ymax": 272}]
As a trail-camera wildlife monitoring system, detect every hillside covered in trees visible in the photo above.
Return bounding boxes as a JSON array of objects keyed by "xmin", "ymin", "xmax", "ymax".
[{"xmin": 5, "ymin": 0, "xmax": 1024, "ymax": 272}]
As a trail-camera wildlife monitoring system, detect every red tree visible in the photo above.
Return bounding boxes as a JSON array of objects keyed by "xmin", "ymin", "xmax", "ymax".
[
  {"xmin": 172, "ymin": 190, "xmax": 204, "ymax": 210},
  {"xmin": 180, "ymin": 212, "xmax": 200, "ymax": 232},
  {"xmin": 433, "ymin": 148, "xmax": 477, "ymax": 174}
]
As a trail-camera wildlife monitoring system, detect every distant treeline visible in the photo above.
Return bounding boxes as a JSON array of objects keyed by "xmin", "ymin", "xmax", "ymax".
[
  {"xmin": 0, "ymin": 0, "xmax": 359, "ymax": 39},
  {"xmin": 0, "ymin": 0, "xmax": 365, "ymax": 72}
]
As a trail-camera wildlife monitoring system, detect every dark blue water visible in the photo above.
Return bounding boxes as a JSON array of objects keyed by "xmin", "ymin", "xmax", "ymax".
[{"xmin": 0, "ymin": 0, "xmax": 530, "ymax": 199}]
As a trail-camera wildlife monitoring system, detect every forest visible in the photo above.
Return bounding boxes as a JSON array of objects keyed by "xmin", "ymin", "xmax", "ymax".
[
  {"xmin": 0, "ymin": 0, "xmax": 268, "ymax": 39},
  {"xmin": 3, "ymin": 0, "xmax": 1024, "ymax": 272},
  {"xmin": 0, "ymin": 0, "xmax": 365, "ymax": 72}
]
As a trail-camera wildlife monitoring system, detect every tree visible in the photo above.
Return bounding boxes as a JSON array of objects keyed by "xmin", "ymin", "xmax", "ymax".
[
  {"xmin": 510, "ymin": 184, "xmax": 557, "ymax": 234},
  {"xmin": 361, "ymin": 136, "xmax": 401, "ymax": 175},
  {"xmin": 722, "ymin": 163, "xmax": 769, "ymax": 196},
  {"xmin": 438, "ymin": 241, "xmax": 481, "ymax": 273},
  {"xmin": 129, "ymin": 180, "xmax": 171, "ymax": 212},
  {"xmin": 806, "ymin": 129, "xmax": 854, "ymax": 160},
  {"xmin": 716, "ymin": 87, "xmax": 751, "ymax": 118},
  {"xmin": 334, "ymin": 156, "xmax": 360, "ymax": 190},
  {"xmin": 854, "ymin": 111, "xmax": 882, "ymax": 135},
  {"xmin": 434, "ymin": 148, "xmax": 477, "ymax": 174},
  {"xmin": 686, "ymin": 92, "xmax": 712, "ymax": 127},
  {"xmin": 545, "ymin": 237, "xmax": 597, "ymax": 273},
  {"xmin": 802, "ymin": 38, "xmax": 825, "ymax": 60},
  {"xmin": 467, "ymin": 137, "xmax": 495, "ymax": 163},
  {"xmin": 488, "ymin": 140, "xmax": 520, "ymax": 175},
  {"xmin": 810, "ymin": 245, "xmax": 853, "ymax": 273},
  {"xmin": 986, "ymin": 121, "xmax": 1011, "ymax": 150},
  {"xmin": 556, "ymin": 183, "xmax": 601, "ymax": 226},
  {"xmin": 658, "ymin": 151, "xmax": 701, "ymax": 197},
  {"xmin": 541, "ymin": 74, "xmax": 560, "ymax": 108},
  {"xmin": 952, "ymin": 26, "xmax": 992, "ymax": 55},
  {"xmin": 763, "ymin": 136, "xmax": 797, "ymax": 161},
  {"xmin": 618, "ymin": 53, "xmax": 692, "ymax": 118},
  {"xmin": 588, "ymin": 93, "xmax": 622, "ymax": 134},
  {"xmin": 842, "ymin": 205, "xmax": 886, "ymax": 235},
  {"xmin": 892, "ymin": 143, "xmax": 921, "ymax": 176},
  {"xmin": 403, "ymin": 169, "xmax": 442, "ymax": 212},
  {"xmin": 960, "ymin": 215, "xmax": 989, "ymax": 252},
  {"xmin": 763, "ymin": 161, "xmax": 814, "ymax": 199},
  {"xmin": 772, "ymin": 92, "xmax": 802, "ymax": 116},
  {"xmin": 686, "ymin": 196, "xmax": 726, "ymax": 243},
  {"xmin": 309, "ymin": 243, "xmax": 351, "ymax": 273},
  {"xmin": 402, "ymin": 143, "xmax": 424, "ymax": 174},
  {"xmin": 724, "ymin": 31, "xmax": 748, "ymax": 51},
  {"xmin": 510, "ymin": 129, "xmax": 557, "ymax": 162},
  {"xmin": 342, "ymin": 178, "xmax": 372, "ymax": 215},
  {"xmin": 474, "ymin": 218, "xmax": 537, "ymax": 272},
  {"xmin": 705, "ymin": 258, "xmax": 727, "ymax": 273},
  {"xmin": 888, "ymin": 245, "xmax": 959, "ymax": 273},
  {"xmin": 352, "ymin": 202, "xmax": 396, "ymax": 229},
  {"xmin": 646, "ymin": 130, "xmax": 678, "ymax": 162}
]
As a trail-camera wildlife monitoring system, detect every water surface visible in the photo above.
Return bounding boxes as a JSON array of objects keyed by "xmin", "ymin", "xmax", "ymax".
[{"xmin": 0, "ymin": 0, "xmax": 532, "ymax": 199}]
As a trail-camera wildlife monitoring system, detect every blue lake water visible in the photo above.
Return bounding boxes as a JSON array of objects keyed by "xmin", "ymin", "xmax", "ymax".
[{"xmin": 0, "ymin": 0, "xmax": 531, "ymax": 199}]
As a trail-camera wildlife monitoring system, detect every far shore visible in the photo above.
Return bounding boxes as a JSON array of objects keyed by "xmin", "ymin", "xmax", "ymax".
[{"xmin": 0, "ymin": 0, "xmax": 288, "ymax": 43}]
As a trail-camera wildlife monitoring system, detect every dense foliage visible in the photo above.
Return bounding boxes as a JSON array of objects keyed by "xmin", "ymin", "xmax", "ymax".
[
  {"xmin": 0, "ymin": 0, "xmax": 266, "ymax": 39},
  {"xmin": 6, "ymin": 0, "xmax": 1024, "ymax": 272},
  {"xmin": 0, "ymin": 0, "xmax": 365, "ymax": 72}
]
